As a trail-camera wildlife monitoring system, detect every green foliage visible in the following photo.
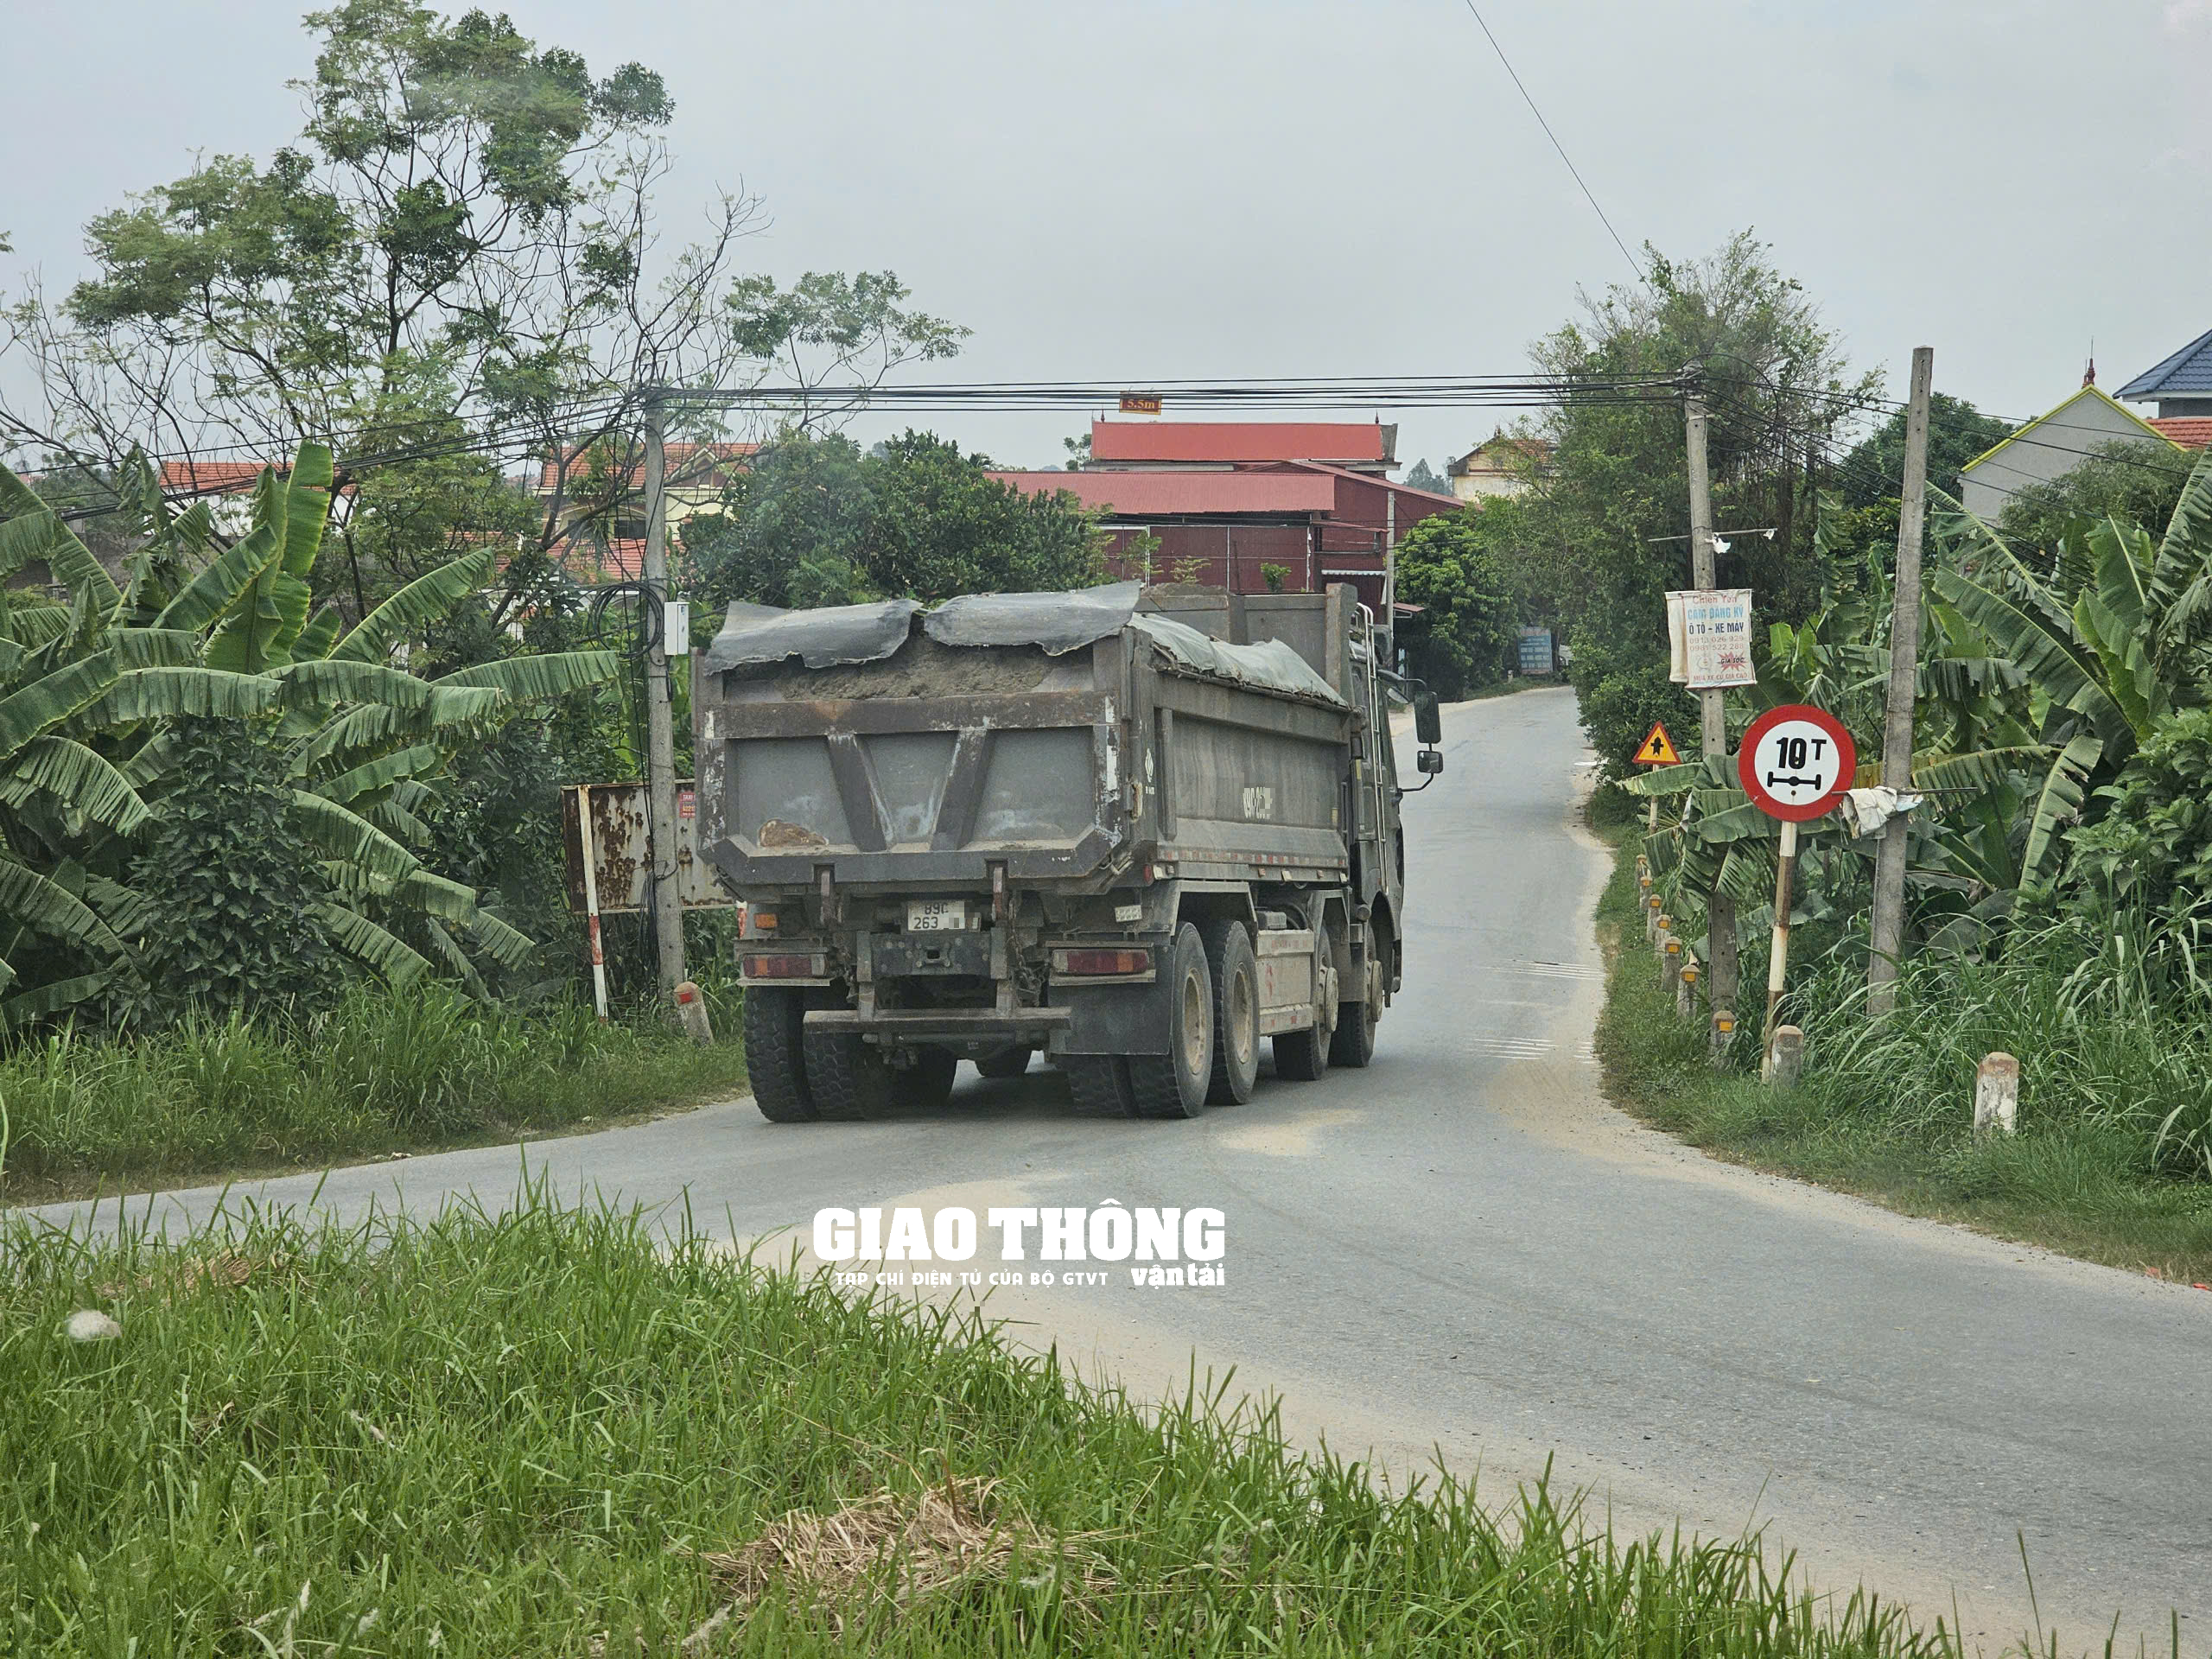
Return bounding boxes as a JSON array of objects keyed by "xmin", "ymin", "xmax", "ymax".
[
  {"xmin": 1835, "ymin": 393, "xmax": 2013, "ymax": 509},
  {"xmin": 724, "ymin": 270, "xmax": 968, "ymax": 391},
  {"xmin": 682, "ymin": 429, "xmax": 1106, "ymax": 607},
  {"xmin": 1994, "ymin": 438, "xmax": 2196, "ymax": 562},
  {"xmin": 1523, "ymin": 232, "xmax": 1870, "ymax": 675},
  {"xmin": 0, "ymin": 439, "xmax": 619, "ymax": 1027},
  {"xmin": 1572, "ymin": 645, "xmax": 1697, "ymax": 785},
  {"xmin": 0, "ymin": 1197, "xmax": 1969, "ymax": 1658},
  {"xmin": 1593, "ymin": 836, "xmax": 2212, "ymax": 1271},
  {"xmin": 130, "ymin": 721, "xmax": 343, "ymax": 1022},
  {"xmin": 1391, "ymin": 506, "xmax": 1520, "ymax": 698},
  {"xmin": 2065, "ymin": 707, "xmax": 2212, "ymax": 922},
  {"xmin": 1403, "ymin": 457, "xmax": 1452, "ymax": 495},
  {"xmin": 0, "ymin": 983, "xmax": 743, "ymax": 1187}
]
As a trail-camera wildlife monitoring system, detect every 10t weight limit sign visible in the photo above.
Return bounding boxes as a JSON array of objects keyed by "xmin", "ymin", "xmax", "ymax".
[{"xmin": 1738, "ymin": 704, "xmax": 1856, "ymax": 823}]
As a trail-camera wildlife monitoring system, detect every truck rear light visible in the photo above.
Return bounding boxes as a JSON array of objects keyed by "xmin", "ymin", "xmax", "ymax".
[
  {"xmin": 1052, "ymin": 947, "xmax": 1151, "ymax": 977},
  {"xmin": 743, "ymin": 952, "xmax": 825, "ymax": 979}
]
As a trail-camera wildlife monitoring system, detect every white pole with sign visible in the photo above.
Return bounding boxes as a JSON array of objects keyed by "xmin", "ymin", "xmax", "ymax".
[{"xmin": 1737, "ymin": 705, "xmax": 1858, "ymax": 1077}]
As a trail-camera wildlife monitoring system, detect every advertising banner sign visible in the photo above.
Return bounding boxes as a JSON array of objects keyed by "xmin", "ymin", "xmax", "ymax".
[{"xmin": 1667, "ymin": 589, "xmax": 1755, "ymax": 688}]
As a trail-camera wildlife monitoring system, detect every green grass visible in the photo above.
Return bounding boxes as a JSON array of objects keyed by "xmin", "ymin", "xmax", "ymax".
[
  {"xmin": 0, "ymin": 986, "xmax": 747, "ymax": 1204},
  {"xmin": 1591, "ymin": 827, "xmax": 2212, "ymax": 1284},
  {"xmin": 0, "ymin": 1198, "xmax": 1978, "ymax": 1657}
]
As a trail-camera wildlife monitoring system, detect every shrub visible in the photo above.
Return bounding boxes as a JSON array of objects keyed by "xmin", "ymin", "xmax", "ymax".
[{"xmin": 130, "ymin": 719, "xmax": 343, "ymax": 1025}]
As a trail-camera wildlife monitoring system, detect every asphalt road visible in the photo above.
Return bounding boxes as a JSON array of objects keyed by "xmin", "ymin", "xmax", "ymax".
[{"xmin": 30, "ymin": 687, "xmax": 2210, "ymax": 1650}]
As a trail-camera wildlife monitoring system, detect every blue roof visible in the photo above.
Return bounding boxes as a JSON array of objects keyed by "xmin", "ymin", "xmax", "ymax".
[{"xmin": 2117, "ymin": 326, "xmax": 2212, "ymax": 400}]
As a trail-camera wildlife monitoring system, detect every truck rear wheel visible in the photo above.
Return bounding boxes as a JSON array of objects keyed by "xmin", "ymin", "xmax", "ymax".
[
  {"xmin": 1202, "ymin": 919, "xmax": 1259, "ymax": 1105},
  {"xmin": 1330, "ymin": 950, "xmax": 1384, "ymax": 1069},
  {"xmin": 1273, "ymin": 921, "xmax": 1337, "ymax": 1083},
  {"xmin": 743, "ymin": 987, "xmax": 819, "ymax": 1122},
  {"xmin": 974, "ymin": 1045, "xmax": 1034, "ymax": 1080},
  {"xmin": 804, "ymin": 1026, "xmax": 901, "ymax": 1120},
  {"xmin": 1063, "ymin": 1054, "xmax": 1137, "ymax": 1116},
  {"xmin": 1127, "ymin": 922, "xmax": 1214, "ymax": 1118},
  {"xmin": 898, "ymin": 1047, "xmax": 959, "ymax": 1109}
]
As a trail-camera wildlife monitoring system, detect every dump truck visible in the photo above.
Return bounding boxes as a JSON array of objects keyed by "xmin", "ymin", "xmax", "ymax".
[{"xmin": 696, "ymin": 580, "xmax": 1444, "ymax": 1121}]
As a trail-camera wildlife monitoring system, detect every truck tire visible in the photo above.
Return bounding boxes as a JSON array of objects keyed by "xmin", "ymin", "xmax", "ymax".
[
  {"xmin": 803, "ymin": 1025, "xmax": 901, "ymax": 1120},
  {"xmin": 1273, "ymin": 921, "xmax": 1337, "ymax": 1083},
  {"xmin": 1201, "ymin": 919, "xmax": 1259, "ymax": 1104},
  {"xmin": 1127, "ymin": 922, "xmax": 1214, "ymax": 1118},
  {"xmin": 974, "ymin": 1045, "xmax": 1034, "ymax": 1080},
  {"xmin": 1063, "ymin": 1054, "xmax": 1137, "ymax": 1116},
  {"xmin": 899, "ymin": 1047, "xmax": 959, "ymax": 1109},
  {"xmin": 743, "ymin": 987, "xmax": 818, "ymax": 1122},
  {"xmin": 1330, "ymin": 949, "xmax": 1385, "ymax": 1069}
]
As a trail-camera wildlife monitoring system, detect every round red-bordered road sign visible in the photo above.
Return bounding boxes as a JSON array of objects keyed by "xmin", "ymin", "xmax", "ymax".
[{"xmin": 1738, "ymin": 704, "xmax": 1857, "ymax": 822}]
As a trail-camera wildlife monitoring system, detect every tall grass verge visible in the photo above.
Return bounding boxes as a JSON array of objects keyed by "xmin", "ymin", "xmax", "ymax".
[
  {"xmin": 0, "ymin": 1197, "xmax": 1983, "ymax": 1656},
  {"xmin": 0, "ymin": 985, "xmax": 746, "ymax": 1199},
  {"xmin": 1592, "ymin": 830, "xmax": 2212, "ymax": 1281}
]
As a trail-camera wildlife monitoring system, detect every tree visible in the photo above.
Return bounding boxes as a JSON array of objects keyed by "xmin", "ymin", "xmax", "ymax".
[
  {"xmin": 861, "ymin": 432, "xmax": 1103, "ymax": 600},
  {"xmin": 0, "ymin": 440, "xmax": 618, "ymax": 1027},
  {"xmin": 1516, "ymin": 232, "xmax": 1872, "ymax": 674},
  {"xmin": 2, "ymin": 1, "xmax": 760, "ymax": 616},
  {"xmin": 1391, "ymin": 507, "xmax": 1519, "ymax": 698},
  {"xmin": 1404, "ymin": 458, "xmax": 1452, "ymax": 496},
  {"xmin": 680, "ymin": 429, "xmax": 1103, "ymax": 608},
  {"xmin": 1836, "ymin": 393, "xmax": 2012, "ymax": 509},
  {"xmin": 1993, "ymin": 439, "xmax": 2196, "ymax": 561}
]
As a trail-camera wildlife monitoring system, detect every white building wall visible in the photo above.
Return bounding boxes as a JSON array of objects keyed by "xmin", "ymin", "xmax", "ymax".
[{"xmin": 1959, "ymin": 390, "xmax": 2161, "ymax": 519}]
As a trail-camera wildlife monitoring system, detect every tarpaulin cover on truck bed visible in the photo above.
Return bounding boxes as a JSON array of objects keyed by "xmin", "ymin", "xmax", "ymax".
[
  {"xmin": 1128, "ymin": 613, "xmax": 1344, "ymax": 706},
  {"xmin": 703, "ymin": 598, "xmax": 922, "ymax": 671},
  {"xmin": 921, "ymin": 582, "xmax": 1143, "ymax": 655},
  {"xmin": 703, "ymin": 582, "xmax": 1344, "ymax": 707}
]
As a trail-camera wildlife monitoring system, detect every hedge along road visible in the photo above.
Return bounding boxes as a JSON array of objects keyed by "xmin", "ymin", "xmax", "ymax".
[{"xmin": 28, "ymin": 686, "xmax": 2209, "ymax": 1650}]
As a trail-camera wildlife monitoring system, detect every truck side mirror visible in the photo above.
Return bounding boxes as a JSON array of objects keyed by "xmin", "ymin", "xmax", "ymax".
[
  {"xmin": 1416, "ymin": 749, "xmax": 1444, "ymax": 775},
  {"xmin": 1414, "ymin": 693, "xmax": 1441, "ymax": 747}
]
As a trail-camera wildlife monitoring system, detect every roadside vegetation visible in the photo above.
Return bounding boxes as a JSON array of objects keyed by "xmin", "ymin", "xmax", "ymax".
[
  {"xmin": 0, "ymin": 986, "xmax": 744, "ymax": 1203},
  {"xmin": 1591, "ymin": 825, "xmax": 2212, "ymax": 1283},
  {"xmin": 0, "ymin": 5, "xmax": 1123, "ymax": 1185},
  {"xmin": 0, "ymin": 1198, "xmax": 1980, "ymax": 1657},
  {"xmin": 1460, "ymin": 229, "xmax": 2212, "ymax": 1271}
]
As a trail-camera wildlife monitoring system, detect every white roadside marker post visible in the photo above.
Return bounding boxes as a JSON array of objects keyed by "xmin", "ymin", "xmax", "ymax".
[{"xmin": 1974, "ymin": 1052, "xmax": 2019, "ymax": 1138}]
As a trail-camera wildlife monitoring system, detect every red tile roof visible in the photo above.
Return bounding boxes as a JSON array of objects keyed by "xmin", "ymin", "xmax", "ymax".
[
  {"xmin": 537, "ymin": 442, "xmax": 757, "ymax": 493},
  {"xmin": 1089, "ymin": 421, "xmax": 1390, "ymax": 465},
  {"xmin": 2149, "ymin": 416, "xmax": 2212, "ymax": 450},
  {"xmin": 989, "ymin": 470, "xmax": 1338, "ymax": 517}
]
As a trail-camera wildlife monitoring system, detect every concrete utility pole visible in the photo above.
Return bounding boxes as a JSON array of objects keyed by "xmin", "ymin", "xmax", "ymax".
[
  {"xmin": 1866, "ymin": 347, "xmax": 1935, "ymax": 1018},
  {"xmin": 640, "ymin": 396, "xmax": 687, "ymax": 1001},
  {"xmin": 1684, "ymin": 381, "xmax": 1738, "ymax": 1030}
]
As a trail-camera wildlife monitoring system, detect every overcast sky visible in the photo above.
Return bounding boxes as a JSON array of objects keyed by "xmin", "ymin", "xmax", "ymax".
[{"xmin": 8, "ymin": 0, "xmax": 2210, "ymax": 473}]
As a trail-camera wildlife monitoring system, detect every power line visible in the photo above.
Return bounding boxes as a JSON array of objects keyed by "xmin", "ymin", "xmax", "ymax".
[{"xmin": 1458, "ymin": 0, "xmax": 1647, "ymax": 289}]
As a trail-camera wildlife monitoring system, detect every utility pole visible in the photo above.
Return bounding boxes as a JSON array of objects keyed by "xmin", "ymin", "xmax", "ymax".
[
  {"xmin": 1866, "ymin": 346, "xmax": 1935, "ymax": 1017},
  {"xmin": 1684, "ymin": 380, "xmax": 1738, "ymax": 1034},
  {"xmin": 640, "ymin": 395, "xmax": 687, "ymax": 1002}
]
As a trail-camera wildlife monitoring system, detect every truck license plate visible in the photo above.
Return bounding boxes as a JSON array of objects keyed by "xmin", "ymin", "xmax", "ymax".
[{"xmin": 906, "ymin": 899, "xmax": 968, "ymax": 932}]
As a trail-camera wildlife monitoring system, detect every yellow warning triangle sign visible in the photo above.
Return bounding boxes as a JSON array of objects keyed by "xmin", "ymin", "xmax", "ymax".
[{"xmin": 1632, "ymin": 721, "xmax": 1681, "ymax": 766}]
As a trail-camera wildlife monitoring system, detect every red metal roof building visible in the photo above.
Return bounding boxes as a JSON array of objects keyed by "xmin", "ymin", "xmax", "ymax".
[
  {"xmin": 1086, "ymin": 419, "xmax": 1398, "ymax": 473},
  {"xmin": 992, "ymin": 421, "xmax": 1460, "ymax": 613}
]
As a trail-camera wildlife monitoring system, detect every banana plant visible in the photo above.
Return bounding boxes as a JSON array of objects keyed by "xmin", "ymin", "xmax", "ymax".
[
  {"xmin": 1933, "ymin": 447, "xmax": 2212, "ymax": 890},
  {"xmin": 0, "ymin": 441, "xmax": 619, "ymax": 1022},
  {"xmin": 0, "ymin": 469, "xmax": 283, "ymax": 1021}
]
